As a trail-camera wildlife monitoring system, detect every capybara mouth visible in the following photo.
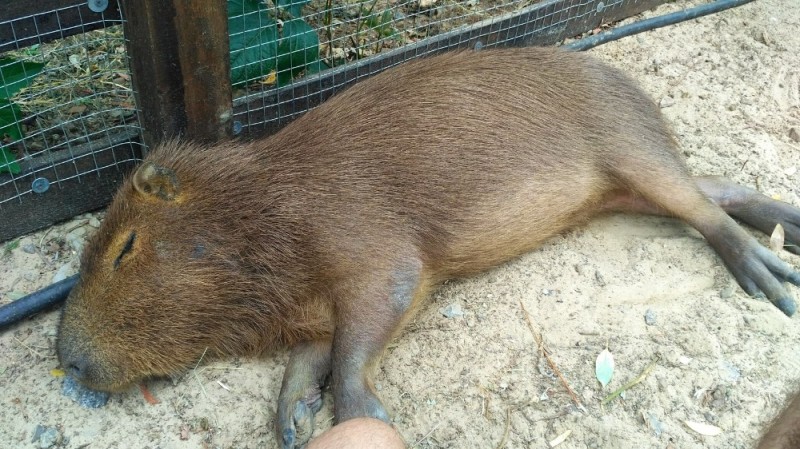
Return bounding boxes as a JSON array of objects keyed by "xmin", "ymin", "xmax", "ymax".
[{"xmin": 56, "ymin": 324, "xmax": 140, "ymax": 393}]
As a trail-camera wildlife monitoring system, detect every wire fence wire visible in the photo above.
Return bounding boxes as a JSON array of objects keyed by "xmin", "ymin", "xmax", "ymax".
[
  {"xmin": 229, "ymin": 0, "xmax": 648, "ymax": 135},
  {"xmin": 1, "ymin": 0, "xmax": 663, "ymax": 240},
  {"xmin": 0, "ymin": 3, "xmax": 142, "ymax": 209}
]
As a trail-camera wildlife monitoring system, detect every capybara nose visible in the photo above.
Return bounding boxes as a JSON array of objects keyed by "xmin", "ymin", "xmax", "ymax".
[
  {"xmin": 63, "ymin": 353, "xmax": 92, "ymax": 382},
  {"xmin": 58, "ymin": 339, "xmax": 98, "ymax": 384}
]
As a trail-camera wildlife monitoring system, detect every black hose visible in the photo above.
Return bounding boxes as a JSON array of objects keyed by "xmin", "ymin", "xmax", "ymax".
[
  {"xmin": 0, "ymin": 274, "xmax": 78, "ymax": 330},
  {"xmin": 565, "ymin": 0, "xmax": 756, "ymax": 51}
]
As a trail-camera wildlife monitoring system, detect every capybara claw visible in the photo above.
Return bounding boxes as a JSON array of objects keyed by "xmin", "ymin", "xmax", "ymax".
[
  {"xmin": 775, "ymin": 298, "xmax": 797, "ymax": 317},
  {"xmin": 721, "ymin": 243, "xmax": 798, "ymax": 316},
  {"xmin": 278, "ymin": 397, "xmax": 319, "ymax": 449},
  {"xmin": 281, "ymin": 428, "xmax": 296, "ymax": 449}
]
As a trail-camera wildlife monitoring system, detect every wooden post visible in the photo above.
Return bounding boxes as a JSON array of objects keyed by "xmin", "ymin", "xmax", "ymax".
[{"xmin": 120, "ymin": 0, "xmax": 232, "ymax": 147}]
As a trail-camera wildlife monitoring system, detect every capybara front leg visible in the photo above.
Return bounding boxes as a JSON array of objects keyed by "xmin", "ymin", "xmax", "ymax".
[
  {"xmin": 331, "ymin": 258, "xmax": 425, "ymax": 424},
  {"xmin": 277, "ymin": 339, "xmax": 332, "ymax": 449}
]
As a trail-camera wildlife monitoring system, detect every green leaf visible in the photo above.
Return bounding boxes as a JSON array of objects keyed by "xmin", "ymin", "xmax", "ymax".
[
  {"xmin": 0, "ymin": 58, "xmax": 45, "ymax": 100},
  {"xmin": 305, "ymin": 59, "xmax": 329, "ymax": 76},
  {"xmin": 595, "ymin": 348, "xmax": 615, "ymax": 388},
  {"xmin": 0, "ymin": 146, "xmax": 20, "ymax": 175},
  {"xmin": 0, "ymin": 99, "xmax": 24, "ymax": 141},
  {"xmin": 228, "ymin": 0, "xmax": 279, "ymax": 86},
  {"xmin": 276, "ymin": 0, "xmax": 310, "ymax": 18},
  {"xmin": 275, "ymin": 18, "xmax": 320, "ymax": 86}
]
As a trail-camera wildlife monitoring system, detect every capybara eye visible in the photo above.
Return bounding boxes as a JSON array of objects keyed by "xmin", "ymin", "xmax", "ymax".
[{"xmin": 113, "ymin": 231, "xmax": 137, "ymax": 269}]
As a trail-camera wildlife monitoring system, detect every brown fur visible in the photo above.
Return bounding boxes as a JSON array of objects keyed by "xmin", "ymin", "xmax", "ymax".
[
  {"xmin": 757, "ymin": 391, "xmax": 800, "ymax": 449},
  {"xmin": 56, "ymin": 48, "xmax": 799, "ymax": 447}
]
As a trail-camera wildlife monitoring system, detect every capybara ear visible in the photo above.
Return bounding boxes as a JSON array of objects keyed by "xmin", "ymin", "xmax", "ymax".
[{"xmin": 132, "ymin": 162, "xmax": 180, "ymax": 201}]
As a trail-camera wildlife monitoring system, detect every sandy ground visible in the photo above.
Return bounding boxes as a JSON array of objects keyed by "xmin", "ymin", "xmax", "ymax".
[{"xmin": 1, "ymin": 0, "xmax": 799, "ymax": 448}]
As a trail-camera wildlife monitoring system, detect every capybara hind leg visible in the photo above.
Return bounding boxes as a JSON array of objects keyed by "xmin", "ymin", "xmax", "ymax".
[
  {"xmin": 600, "ymin": 177, "xmax": 800, "ymax": 255},
  {"xmin": 331, "ymin": 258, "xmax": 425, "ymax": 424},
  {"xmin": 277, "ymin": 340, "xmax": 332, "ymax": 449},
  {"xmin": 694, "ymin": 176, "xmax": 800, "ymax": 255},
  {"xmin": 609, "ymin": 158, "xmax": 799, "ymax": 315}
]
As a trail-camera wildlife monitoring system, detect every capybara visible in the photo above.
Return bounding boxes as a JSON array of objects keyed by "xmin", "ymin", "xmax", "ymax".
[
  {"xmin": 56, "ymin": 47, "xmax": 800, "ymax": 449},
  {"xmin": 757, "ymin": 390, "xmax": 800, "ymax": 449}
]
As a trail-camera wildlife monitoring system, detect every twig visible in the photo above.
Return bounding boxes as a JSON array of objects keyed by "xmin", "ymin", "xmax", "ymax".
[
  {"xmin": 14, "ymin": 336, "xmax": 47, "ymax": 358},
  {"xmin": 495, "ymin": 407, "xmax": 511, "ymax": 449},
  {"xmin": 191, "ymin": 347, "xmax": 220, "ymax": 426},
  {"xmin": 64, "ymin": 220, "xmax": 89, "ymax": 235},
  {"xmin": 190, "ymin": 350, "xmax": 210, "ymax": 391},
  {"xmin": 601, "ymin": 355, "xmax": 660, "ymax": 405},
  {"xmin": 410, "ymin": 422, "xmax": 442, "ymax": 448},
  {"xmin": 518, "ymin": 299, "xmax": 581, "ymax": 407},
  {"xmin": 324, "ymin": 0, "xmax": 334, "ymax": 63}
]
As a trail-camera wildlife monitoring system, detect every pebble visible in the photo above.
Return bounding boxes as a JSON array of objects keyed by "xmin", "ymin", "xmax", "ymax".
[
  {"xmin": 6, "ymin": 291, "xmax": 25, "ymax": 301},
  {"xmin": 644, "ymin": 309, "xmax": 657, "ymax": 326},
  {"xmin": 789, "ymin": 127, "xmax": 800, "ymax": 143},
  {"xmin": 720, "ymin": 284, "xmax": 735, "ymax": 299},
  {"xmin": 88, "ymin": 217, "xmax": 101, "ymax": 228},
  {"xmin": 718, "ymin": 360, "xmax": 741, "ymax": 382},
  {"xmin": 440, "ymin": 303, "xmax": 463, "ymax": 318},
  {"xmin": 24, "ymin": 272, "xmax": 37, "ymax": 282},
  {"xmin": 646, "ymin": 412, "xmax": 664, "ymax": 437},
  {"xmin": 21, "ymin": 243, "xmax": 36, "ymax": 254},
  {"xmin": 755, "ymin": 30, "xmax": 771, "ymax": 46},
  {"xmin": 61, "ymin": 375, "xmax": 110, "ymax": 408},
  {"xmin": 539, "ymin": 390, "xmax": 549, "ymax": 401},
  {"xmin": 52, "ymin": 264, "xmax": 74, "ymax": 284},
  {"xmin": 31, "ymin": 425, "xmax": 61, "ymax": 448},
  {"xmin": 659, "ymin": 96, "xmax": 675, "ymax": 108},
  {"xmin": 66, "ymin": 233, "xmax": 84, "ymax": 253},
  {"xmin": 594, "ymin": 270, "xmax": 606, "ymax": 287}
]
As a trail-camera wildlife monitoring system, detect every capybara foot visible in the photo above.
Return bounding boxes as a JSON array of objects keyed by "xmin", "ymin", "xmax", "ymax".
[
  {"xmin": 722, "ymin": 239, "xmax": 799, "ymax": 316},
  {"xmin": 277, "ymin": 341, "xmax": 332, "ymax": 449},
  {"xmin": 277, "ymin": 386, "xmax": 323, "ymax": 449}
]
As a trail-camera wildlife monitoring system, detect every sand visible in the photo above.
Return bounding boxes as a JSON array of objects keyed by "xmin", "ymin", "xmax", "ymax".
[{"xmin": 1, "ymin": 0, "xmax": 798, "ymax": 447}]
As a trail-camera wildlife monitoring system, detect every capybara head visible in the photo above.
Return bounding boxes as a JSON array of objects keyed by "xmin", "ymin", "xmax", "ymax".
[{"xmin": 57, "ymin": 141, "xmax": 329, "ymax": 391}]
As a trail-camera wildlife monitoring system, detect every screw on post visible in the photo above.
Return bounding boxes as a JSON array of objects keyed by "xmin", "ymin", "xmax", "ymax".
[
  {"xmin": 31, "ymin": 177, "xmax": 50, "ymax": 194},
  {"xmin": 87, "ymin": 0, "xmax": 109, "ymax": 13}
]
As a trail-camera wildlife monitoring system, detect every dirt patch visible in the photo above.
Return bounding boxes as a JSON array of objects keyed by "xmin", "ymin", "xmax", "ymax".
[{"xmin": 1, "ymin": 0, "xmax": 799, "ymax": 448}]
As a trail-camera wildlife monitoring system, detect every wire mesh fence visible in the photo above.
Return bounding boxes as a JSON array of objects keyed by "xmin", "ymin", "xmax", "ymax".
[
  {"xmin": 0, "ymin": 0, "xmax": 666, "ymax": 241},
  {"xmin": 229, "ymin": 0, "xmax": 664, "ymax": 136},
  {"xmin": 0, "ymin": 1, "xmax": 143, "ymax": 240}
]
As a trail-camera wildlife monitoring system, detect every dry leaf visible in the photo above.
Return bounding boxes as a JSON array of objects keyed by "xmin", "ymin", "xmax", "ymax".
[
  {"xmin": 68, "ymin": 54, "xmax": 81, "ymax": 69},
  {"xmin": 595, "ymin": 348, "xmax": 614, "ymax": 388},
  {"xmin": 139, "ymin": 383, "xmax": 160, "ymax": 405},
  {"xmin": 261, "ymin": 71, "xmax": 277, "ymax": 86},
  {"xmin": 770, "ymin": 224, "xmax": 785, "ymax": 253},
  {"xmin": 684, "ymin": 420, "xmax": 722, "ymax": 436},
  {"xmin": 68, "ymin": 105, "xmax": 87, "ymax": 115},
  {"xmin": 549, "ymin": 429, "xmax": 572, "ymax": 447}
]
